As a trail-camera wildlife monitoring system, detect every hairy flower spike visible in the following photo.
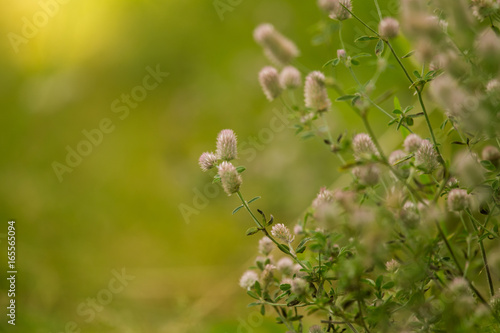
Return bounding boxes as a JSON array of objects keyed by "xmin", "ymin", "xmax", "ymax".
[
  {"xmin": 389, "ymin": 150, "xmax": 408, "ymax": 166},
  {"xmin": 404, "ymin": 133, "xmax": 423, "ymax": 153},
  {"xmin": 259, "ymin": 66, "xmax": 282, "ymax": 101},
  {"xmin": 216, "ymin": 129, "xmax": 238, "ymax": 161},
  {"xmin": 280, "ymin": 66, "xmax": 301, "ymax": 90},
  {"xmin": 239, "ymin": 271, "xmax": 258, "ymax": 290},
  {"xmin": 309, "ymin": 325, "xmax": 323, "ymax": 333},
  {"xmin": 352, "ymin": 133, "xmax": 378, "ymax": 161},
  {"xmin": 329, "ymin": 0, "xmax": 352, "ymax": 21},
  {"xmin": 447, "ymin": 188, "xmax": 470, "ymax": 212},
  {"xmin": 379, "ymin": 17, "xmax": 400, "ymax": 39},
  {"xmin": 312, "ymin": 187, "xmax": 334, "ymax": 209},
  {"xmin": 258, "ymin": 237, "xmax": 274, "ymax": 255},
  {"xmin": 353, "ymin": 164, "xmax": 380, "ymax": 186},
  {"xmin": 415, "ymin": 140, "xmax": 439, "ymax": 173},
  {"xmin": 253, "ymin": 23, "xmax": 299, "ymax": 65},
  {"xmin": 304, "ymin": 71, "xmax": 331, "ymax": 112},
  {"xmin": 198, "ymin": 152, "xmax": 218, "ymax": 172},
  {"xmin": 482, "ymin": 145, "xmax": 500, "ymax": 167},
  {"xmin": 218, "ymin": 161, "xmax": 242, "ymax": 196},
  {"xmin": 271, "ymin": 223, "xmax": 295, "ymax": 243},
  {"xmin": 277, "ymin": 257, "xmax": 294, "ymax": 276},
  {"xmin": 385, "ymin": 259, "xmax": 400, "ymax": 272}
]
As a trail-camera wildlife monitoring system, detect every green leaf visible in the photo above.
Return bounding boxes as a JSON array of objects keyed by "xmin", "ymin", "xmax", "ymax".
[
  {"xmin": 355, "ymin": 36, "xmax": 379, "ymax": 42},
  {"xmin": 246, "ymin": 227, "xmax": 260, "ymax": 236},
  {"xmin": 336, "ymin": 94, "xmax": 357, "ymax": 101},
  {"xmin": 236, "ymin": 166, "xmax": 246, "ymax": 173},
  {"xmin": 393, "ymin": 96, "xmax": 401, "ymax": 111},
  {"xmin": 351, "ymin": 59, "xmax": 360, "ymax": 66},
  {"xmin": 492, "ymin": 25, "xmax": 500, "ymax": 36},
  {"xmin": 232, "ymin": 205, "xmax": 244, "ymax": 215},
  {"xmin": 480, "ymin": 160, "xmax": 496, "ymax": 171},
  {"xmin": 212, "ymin": 174, "xmax": 221, "ymax": 183},
  {"xmin": 382, "ymin": 281, "xmax": 395, "ymax": 289},
  {"xmin": 413, "ymin": 70, "xmax": 421, "ymax": 79},
  {"xmin": 260, "ymin": 304, "xmax": 266, "ymax": 316},
  {"xmin": 247, "ymin": 290, "xmax": 260, "ymax": 300},
  {"xmin": 247, "ymin": 302, "xmax": 261, "ymax": 307},
  {"xmin": 375, "ymin": 39, "xmax": 384, "ymax": 56},
  {"xmin": 351, "ymin": 53, "xmax": 372, "ymax": 59},
  {"xmin": 403, "ymin": 105, "xmax": 414, "ymax": 114},
  {"xmin": 392, "ymin": 109, "xmax": 402, "ymax": 115},
  {"xmin": 248, "ymin": 196, "xmax": 261, "ymax": 204},
  {"xmin": 323, "ymin": 58, "xmax": 338, "ymax": 68},
  {"xmin": 266, "ymin": 215, "xmax": 274, "ymax": 226},
  {"xmin": 280, "ymin": 283, "xmax": 291, "ymax": 291},
  {"xmin": 406, "ymin": 117, "xmax": 414, "ymax": 126},
  {"xmin": 401, "ymin": 50, "xmax": 415, "ymax": 58},
  {"xmin": 254, "ymin": 281, "xmax": 262, "ymax": 296},
  {"xmin": 376, "ymin": 275, "xmax": 384, "ymax": 289},
  {"xmin": 278, "ymin": 243, "xmax": 291, "ymax": 255}
]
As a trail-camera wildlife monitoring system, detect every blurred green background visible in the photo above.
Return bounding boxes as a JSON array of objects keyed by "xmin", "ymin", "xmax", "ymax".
[{"xmin": 0, "ymin": 0, "xmax": 419, "ymax": 332}]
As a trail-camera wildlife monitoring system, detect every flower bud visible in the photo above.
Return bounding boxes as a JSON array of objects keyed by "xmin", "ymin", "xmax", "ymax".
[
  {"xmin": 199, "ymin": 152, "xmax": 218, "ymax": 172},
  {"xmin": 415, "ymin": 140, "xmax": 439, "ymax": 173},
  {"xmin": 218, "ymin": 161, "xmax": 242, "ymax": 196},
  {"xmin": 280, "ymin": 66, "xmax": 301, "ymax": 90},
  {"xmin": 304, "ymin": 71, "xmax": 331, "ymax": 112},
  {"xmin": 352, "ymin": 133, "xmax": 378, "ymax": 161},
  {"xmin": 378, "ymin": 17, "xmax": 400, "ymax": 38},
  {"xmin": 216, "ymin": 129, "xmax": 238, "ymax": 161},
  {"xmin": 253, "ymin": 23, "xmax": 299, "ymax": 65},
  {"xmin": 447, "ymin": 188, "xmax": 470, "ymax": 212},
  {"xmin": 271, "ymin": 223, "xmax": 295, "ymax": 243},
  {"xmin": 403, "ymin": 133, "xmax": 423, "ymax": 153},
  {"xmin": 239, "ymin": 270, "xmax": 259, "ymax": 290},
  {"xmin": 258, "ymin": 237, "xmax": 274, "ymax": 255},
  {"xmin": 259, "ymin": 66, "xmax": 282, "ymax": 101},
  {"xmin": 337, "ymin": 48, "xmax": 346, "ymax": 59}
]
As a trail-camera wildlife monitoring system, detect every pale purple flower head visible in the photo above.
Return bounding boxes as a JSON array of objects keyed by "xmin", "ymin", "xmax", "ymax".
[
  {"xmin": 293, "ymin": 224, "xmax": 303, "ymax": 235},
  {"xmin": 385, "ymin": 259, "xmax": 400, "ymax": 272},
  {"xmin": 280, "ymin": 66, "xmax": 302, "ymax": 90},
  {"xmin": 352, "ymin": 133, "xmax": 378, "ymax": 161},
  {"xmin": 258, "ymin": 236, "xmax": 274, "ymax": 255},
  {"xmin": 447, "ymin": 188, "xmax": 471, "ymax": 212},
  {"xmin": 304, "ymin": 71, "xmax": 331, "ymax": 112},
  {"xmin": 329, "ymin": 0, "xmax": 352, "ymax": 21},
  {"xmin": 482, "ymin": 145, "xmax": 500, "ymax": 166},
  {"xmin": 259, "ymin": 66, "xmax": 282, "ymax": 101},
  {"xmin": 261, "ymin": 264, "xmax": 276, "ymax": 286},
  {"xmin": 198, "ymin": 152, "xmax": 218, "ymax": 172},
  {"xmin": 312, "ymin": 187, "xmax": 334, "ymax": 209},
  {"xmin": 277, "ymin": 257, "xmax": 294, "ymax": 276},
  {"xmin": 379, "ymin": 17, "xmax": 400, "ymax": 38},
  {"xmin": 217, "ymin": 161, "xmax": 242, "ymax": 195},
  {"xmin": 239, "ymin": 270, "xmax": 259, "ymax": 289},
  {"xmin": 271, "ymin": 223, "xmax": 295, "ymax": 243},
  {"xmin": 415, "ymin": 140, "xmax": 439, "ymax": 173},
  {"xmin": 404, "ymin": 133, "xmax": 423, "ymax": 153},
  {"xmin": 389, "ymin": 149, "xmax": 407, "ymax": 166},
  {"xmin": 253, "ymin": 23, "xmax": 299, "ymax": 65},
  {"xmin": 353, "ymin": 163, "xmax": 380, "ymax": 186},
  {"xmin": 337, "ymin": 48, "xmax": 346, "ymax": 59},
  {"xmin": 216, "ymin": 129, "xmax": 238, "ymax": 161}
]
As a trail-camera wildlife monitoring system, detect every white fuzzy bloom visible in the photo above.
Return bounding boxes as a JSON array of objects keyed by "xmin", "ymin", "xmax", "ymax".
[
  {"xmin": 258, "ymin": 236, "xmax": 274, "ymax": 255},
  {"xmin": 259, "ymin": 66, "xmax": 282, "ymax": 101},
  {"xmin": 304, "ymin": 71, "xmax": 331, "ymax": 112},
  {"xmin": 352, "ymin": 133, "xmax": 378, "ymax": 161},
  {"xmin": 312, "ymin": 187, "xmax": 334, "ymax": 209},
  {"xmin": 329, "ymin": 0, "xmax": 352, "ymax": 21},
  {"xmin": 385, "ymin": 259, "xmax": 400, "ymax": 272},
  {"xmin": 280, "ymin": 66, "xmax": 302, "ymax": 90},
  {"xmin": 447, "ymin": 188, "xmax": 471, "ymax": 212},
  {"xmin": 216, "ymin": 129, "xmax": 238, "ymax": 161},
  {"xmin": 293, "ymin": 224, "xmax": 303, "ymax": 235},
  {"xmin": 239, "ymin": 270, "xmax": 259, "ymax": 289},
  {"xmin": 415, "ymin": 140, "xmax": 439, "ymax": 173},
  {"xmin": 379, "ymin": 17, "xmax": 400, "ymax": 38},
  {"xmin": 253, "ymin": 23, "xmax": 299, "ymax": 65},
  {"xmin": 277, "ymin": 257, "xmax": 294, "ymax": 276},
  {"xmin": 404, "ymin": 134, "xmax": 423, "ymax": 153},
  {"xmin": 218, "ymin": 161, "xmax": 242, "ymax": 195},
  {"xmin": 291, "ymin": 278, "xmax": 308, "ymax": 295},
  {"xmin": 271, "ymin": 223, "xmax": 295, "ymax": 243},
  {"xmin": 199, "ymin": 152, "xmax": 218, "ymax": 172},
  {"xmin": 353, "ymin": 164, "xmax": 380, "ymax": 186}
]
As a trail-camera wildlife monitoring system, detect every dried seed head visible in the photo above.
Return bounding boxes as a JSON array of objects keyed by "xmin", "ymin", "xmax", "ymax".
[
  {"xmin": 258, "ymin": 236, "xmax": 274, "ymax": 255},
  {"xmin": 291, "ymin": 277, "xmax": 308, "ymax": 295},
  {"xmin": 199, "ymin": 152, "xmax": 218, "ymax": 172},
  {"xmin": 385, "ymin": 259, "xmax": 400, "ymax": 272},
  {"xmin": 280, "ymin": 66, "xmax": 302, "ymax": 90},
  {"xmin": 414, "ymin": 140, "xmax": 439, "ymax": 173},
  {"xmin": 352, "ymin": 133, "xmax": 378, "ymax": 161},
  {"xmin": 482, "ymin": 145, "xmax": 500, "ymax": 167},
  {"xmin": 404, "ymin": 134, "xmax": 423, "ymax": 153},
  {"xmin": 304, "ymin": 71, "xmax": 331, "ymax": 112},
  {"xmin": 253, "ymin": 23, "xmax": 299, "ymax": 65},
  {"xmin": 216, "ymin": 129, "xmax": 238, "ymax": 161},
  {"xmin": 259, "ymin": 66, "xmax": 282, "ymax": 101},
  {"xmin": 312, "ymin": 187, "xmax": 334, "ymax": 209},
  {"xmin": 239, "ymin": 270, "xmax": 259, "ymax": 290},
  {"xmin": 217, "ymin": 161, "xmax": 242, "ymax": 196},
  {"xmin": 271, "ymin": 223, "xmax": 295, "ymax": 243},
  {"xmin": 329, "ymin": 0, "xmax": 352, "ymax": 21},
  {"xmin": 447, "ymin": 188, "xmax": 470, "ymax": 212},
  {"xmin": 353, "ymin": 164, "xmax": 380, "ymax": 186},
  {"xmin": 379, "ymin": 17, "xmax": 400, "ymax": 38},
  {"xmin": 277, "ymin": 257, "xmax": 294, "ymax": 276}
]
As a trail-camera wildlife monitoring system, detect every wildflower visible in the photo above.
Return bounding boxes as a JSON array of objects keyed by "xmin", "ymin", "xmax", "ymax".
[
  {"xmin": 216, "ymin": 129, "xmax": 238, "ymax": 161},
  {"xmin": 389, "ymin": 150, "xmax": 408, "ymax": 166},
  {"xmin": 271, "ymin": 223, "xmax": 295, "ymax": 243},
  {"xmin": 261, "ymin": 264, "xmax": 275, "ymax": 286},
  {"xmin": 385, "ymin": 259, "xmax": 400, "ymax": 272},
  {"xmin": 293, "ymin": 224, "xmax": 303, "ymax": 235},
  {"xmin": 291, "ymin": 277, "xmax": 308, "ymax": 295},
  {"xmin": 259, "ymin": 66, "xmax": 282, "ymax": 101},
  {"xmin": 337, "ymin": 48, "xmax": 346, "ymax": 59},
  {"xmin": 352, "ymin": 133, "xmax": 378, "ymax": 161},
  {"xmin": 414, "ymin": 140, "xmax": 439, "ymax": 173},
  {"xmin": 239, "ymin": 271, "xmax": 259, "ymax": 289},
  {"xmin": 482, "ymin": 145, "xmax": 500, "ymax": 167},
  {"xmin": 258, "ymin": 236, "xmax": 274, "ymax": 255},
  {"xmin": 403, "ymin": 133, "xmax": 423, "ymax": 153},
  {"xmin": 277, "ymin": 257, "xmax": 294, "ymax": 276},
  {"xmin": 309, "ymin": 325, "xmax": 323, "ymax": 333},
  {"xmin": 198, "ymin": 152, "xmax": 217, "ymax": 172},
  {"xmin": 255, "ymin": 255, "xmax": 272, "ymax": 268},
  {"xmin": 253, "ymin": 23, "xmax": 299, "ymax": 65},
  {"xmin": 304, "ymin": 71, "xmax": 331, "ymax": 112},
  {"xmin": 329, "ymin": 0, "xmax": 352, "ymax": 21},
  {"xmin": 293, "ymin": 264, "xmax": 307, "ymax": 278},
  {"xmin": 400, "ymin": 201, "xmax": 419, "ymax": 228},
  {"xmin": 317, "ymin": 0, "xmax": 338, "ymax": 12},
  {"xmin": 218, "ymin": 161, "xmax": 242, "ymax": 195},
  {"xmin": 471, "ymin": 0, "xmax": 500, "ymax": 21},
  {"xmin": 353, "ymin": 163, "xmax": 380, "ymax": 186},
  {"xmin": 447, "ymin": 188, "xmax": 470, "ymax": 212},
  {"xmin": 379, "ymin": 17, "xmax": 400, "ymax": 38},
  {"xmin": 279, "ymin": 66, "xmax": 301, "ymax": 90},
  {"xmin": 452, "ymin": 151, "xmax": 485, "ymax": 187},
  {"xmin": 312, "ymin": 187, "xmax": 334, "ymax": 209},
  {"xmin": 486, "ymin": 79, "xmax": 500, "ymax": 94}
]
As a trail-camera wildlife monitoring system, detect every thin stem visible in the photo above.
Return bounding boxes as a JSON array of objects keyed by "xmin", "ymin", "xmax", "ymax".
[
  {"xmin": 272, "ymin": 306, "xmax": 296, "ymax": 332},
  {"xmin": 357, "ymin": 299, "xmax": 371, "ymax": 333},
  {"xmin": 373, "ymin": 0, "xmax": 383, "ymax": 20}
]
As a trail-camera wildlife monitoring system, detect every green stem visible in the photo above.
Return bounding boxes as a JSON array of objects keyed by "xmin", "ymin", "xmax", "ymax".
[{"xmin": 272, "ymin": 306, "xmax": 296, "ymax": 332}]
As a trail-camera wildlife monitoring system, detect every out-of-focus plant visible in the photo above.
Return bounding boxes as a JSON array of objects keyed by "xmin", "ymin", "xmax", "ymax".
[{"xmin": 200, "ymin": 0, "xmax": 500, "ymax": 331}]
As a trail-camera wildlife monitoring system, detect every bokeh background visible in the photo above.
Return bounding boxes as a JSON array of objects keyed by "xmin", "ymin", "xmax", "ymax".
[{"xmin": 0, "ymin": 0, "xmax": 423, "ymax": 332}]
